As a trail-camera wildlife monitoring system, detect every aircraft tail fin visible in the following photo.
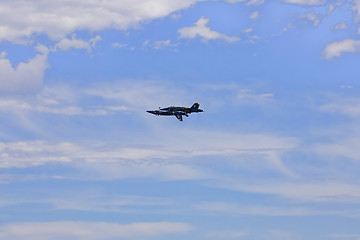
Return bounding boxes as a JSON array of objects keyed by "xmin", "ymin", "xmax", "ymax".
[{"xmin": 190, "ymin": 103, "xmax": 200, "ymax": 110}]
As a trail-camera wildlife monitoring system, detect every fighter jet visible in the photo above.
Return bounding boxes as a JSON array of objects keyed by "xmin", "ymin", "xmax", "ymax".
[{"xmin": 147, "ymin": 103, "xmax": 203, "ymax": 121}]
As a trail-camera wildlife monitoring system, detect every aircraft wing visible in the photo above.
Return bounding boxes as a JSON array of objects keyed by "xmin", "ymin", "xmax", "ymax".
[{"xmin": 174, "ymin": 112, "xmax": 183, "ymax": 121}]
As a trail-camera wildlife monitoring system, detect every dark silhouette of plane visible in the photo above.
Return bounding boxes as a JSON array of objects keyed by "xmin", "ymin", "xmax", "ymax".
[{"xmin": 147, "ymin": 103, "xmax": 203, "ymax": 121}]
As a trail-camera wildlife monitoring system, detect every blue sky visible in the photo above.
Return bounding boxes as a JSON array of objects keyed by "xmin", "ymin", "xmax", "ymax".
[{"xmin": 1, "ymin": 0, "xmax": 360, "ymax": 239}]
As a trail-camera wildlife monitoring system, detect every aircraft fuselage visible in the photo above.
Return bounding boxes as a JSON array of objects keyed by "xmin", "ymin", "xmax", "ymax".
[{"xmin": 147, "ymin": 103, "xmax": 203, "ymax": 121}]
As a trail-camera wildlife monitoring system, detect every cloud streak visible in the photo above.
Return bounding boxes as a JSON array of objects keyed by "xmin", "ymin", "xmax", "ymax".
[
  {"xmin": 197, "ymin": 201, "xmax": 347, "ymax": 216},
  {"xmin": 217, "ymin": 181, "xmax": 360, "ymax": 203},
  {"xmin": 282, "ymin": 0, "xmax": 326, "ymax": 6},
  {"xmin": 320, "ymin": 98, "xmax": 360, "ymax": 116},
  {"xmin": 0, "ymin": 221, "xmax": 191, "ymax": 240},
  {"xmin": 0, "ymin": 128, "xmax": 298, "ymax": 180}
]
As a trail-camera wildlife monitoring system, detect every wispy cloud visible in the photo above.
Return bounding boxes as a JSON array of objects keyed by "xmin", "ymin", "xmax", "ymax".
[
  {"xmin": 225, "ymin": 0, "xmax": 265, "ymax": 5},
  {"xmin": 320, "ymin": 98, "xmax": 360, "ymax": 116},
  {"xmin": 236, "ymin": 89, "xmax": 274, "ymax": 103},
  {"xmin": 143, "ymin": 39, "xmax": 179, "ymax": 50},
  {"xmin": 0, "ymin": 221, "xmax": 192, "ymax": 240},
  {"xmin": 0, "ymin": 192, "xmax": 175, "ymax": 214},
  {"xmin": 0, "ymin": 83, "xmax": 131, "ymax": 116},
  {"xmin": 315, "ymin": 136, "xmax": 360, "ymax": 163},
  {"xmin": 326, "ymin": 1, "xmax": 346, "ymax": 18},
  {"xmin": 217, "ymin": 181, "xmax": 360, "ymax": 203},
  {"xmin": 196, "ymin": 201, "xmax": 346, "ymax": 216},
  {"xmin": 353, "ymin": 0, "xmax": 360, "ymax": 22},
  {"xmin": 178, "ymin": 17, "xmax": 240, "ymax": 42},
  {"xmin": 332, "ymin": 21, "xmax": 348, "ymax": 31},
  {"xmin": 300, "ymin": 11, "xmax": 322, "ymax": 27},
  {"xmin": 250, "ymin": 11, "xmax": 260, "ymax": 20},
  {"xmin": 282, "ymin": 0, "xmax": 326, "ymax": 6},
  {"xmin": 85, "ymin": 80, "xmax": 190, "ymax": 110},
  {"xmin": 246, "ymin": 0, "xmax": 265, "ymax": 5},
  {"xmin": 0, "ymin": 127, "xmax": 298, "ymax": 180},
  {"xmin": 53, "ymin": 35, "xmax": 101, "ymax": 52},
  {"xmin": 208, "ymin": 230, "xmax": 248, "ymax": 239}
]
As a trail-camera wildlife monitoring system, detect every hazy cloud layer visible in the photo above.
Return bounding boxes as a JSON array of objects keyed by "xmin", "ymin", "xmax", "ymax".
[
  {"xmin": 218, "ymin": 181, "xmax": 360, "ymax": 203},
  {"xmin": 0, "ymin": 221, "xmax": 191, "ymax": 240},
  {"xmin": 197, "ymin": 201, "xmax": 348, "ymax": 216},
  {"xmin": 320, "ymin": 98, "xmax": 360, "ymax": 116},
  {"xmin": 0, "ymin": 128, "xmax": 297, "ymax": 179}
]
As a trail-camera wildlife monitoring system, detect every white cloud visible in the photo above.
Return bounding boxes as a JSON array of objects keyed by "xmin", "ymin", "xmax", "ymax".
[
  {"xmin": 219, "ymin": 181, "xmax": 360, "ymax": 203},
  {"xmin": 153, "ymin": 40, "xmax": 177, "ymax": 49},
  {"xmin": 246, "ymin": 0, "xmax": 265, "ymax": 5},
  {"xmin": 208, "ymin": 230, "xmax": 248, "ymax": 239},
  {"xmin": 267, "ymin": 230, "xmax": 299, "ymax": 239},
  {"xmin": 322, "ymin": 39, "xmax": 360, "ymax": 60},
  {"xmin": 0, "ymin": 140, "xmax": 211, "ymax": 181},
  {"xmin": 333, "ymin": 21, "xmax": 347, "ymax": 30},
  {"xmin": 0, "ymin": 98, "xmax": 85, "ymax": 115},
  {"xmin": 0, "ymin": 127, "xmax": 298, "ymax": 179},
  {"xmin": 47, "ymin": 195, "xmax": 174, "ymax": 213},
  {"xmin": 54, "ymin": 35, "xmax": 101, "ymax": 52},
  {"xmin": 0, "ymin": 141, "xmax": 79, "ymax": 168},
  {"xmin": 0, "ymin": 48, "xmax": 48, "ymax": 93},
  {"xmin": 329, "ymin": 233, "xmax": 360, "ymax": 239},
  {"xmin": 0, "ymin": 132, "xmax": 297, "ymax": 167},
  {"xmin": 236, "ymin": 89, "xmax": 274, "ymax": 103},
  {"xmin": 0, "ymin": 0, "xmax": 201, "ymax": 43},
  {"xmin": 0, "ymin": 35, "xmax": 100, "ymax": 94},
  {"xmin": 112, "ymin": 42, "xmax": 128, "ymax": 48},
  {"xmin": 0, "ymin": 192, "xmax": 175, "ymax": 213},
  {"xmin": 143, "ymin": 40, "xmax": 179, "ymax": 50},
  {"xmin": 243, "ymin": 28, "xmax": 254, "ymax": 33},
  {"xmin": 320, "ymin": 98, "xmax": 360, "ymax": 116},
  {"xmin": 154, "ymin": 40, "xmax": 172, "ymax": 49},
  {"xmin": 300, "ymin": 11, "xmax": 322, "ymax": 27},
  {"xmin": 282, "ymin": 0, "xmax": 326, "ymax": 5},
  {"xmin": 224, "ymin": 0, "xmax": 265, "ymax": 5},
  {"xmin": 340, "ymin": 85, "xmax": 353, "ymax": 89},
  {"xmin": 197, "ymin": 202, "xmax": 344, "ymax": 216},
  {"xmin": 315, "ymin": 136, "xmax": 360, "ymax": 162},
  {"xmin": 223, "ymin": 0, "xmax": 246, "ymax": 3},
  {"xmin": 326, "ymin": 0, "xmax": 346, "ymax": 18},
  {"xmin": 282, "ymin": 23, "xmax": 295, "ymax": 33},
  {"xmin": 326, "ymin": 4, "xmax": 336, "ymax": 17},
  {"xmin": 250, "ymin": 11, "xmax": 260, "ymax": 20},
  {"xmin": 178, "ymin": 17, "xmax": 240, "ymax": 42},
  {"xmin": 0, "ymin": 84, "xmax": 129, "ymax": 116},
  {"xmin": 85, "ymin": 80, "xmax": 190, "ymax": 110},
  {"xmin": 0, "ymin": 221, "xmax": 191, "ymax": 240},
  {"xmin": 353, "ymin": 0, "xmax": 360, "ymax": 22}
]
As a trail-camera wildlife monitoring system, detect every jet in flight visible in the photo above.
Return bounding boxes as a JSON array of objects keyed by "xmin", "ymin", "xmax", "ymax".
[{"xmin": 147, "ymin": 103, "xmax": 203, "ymax": 121}]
